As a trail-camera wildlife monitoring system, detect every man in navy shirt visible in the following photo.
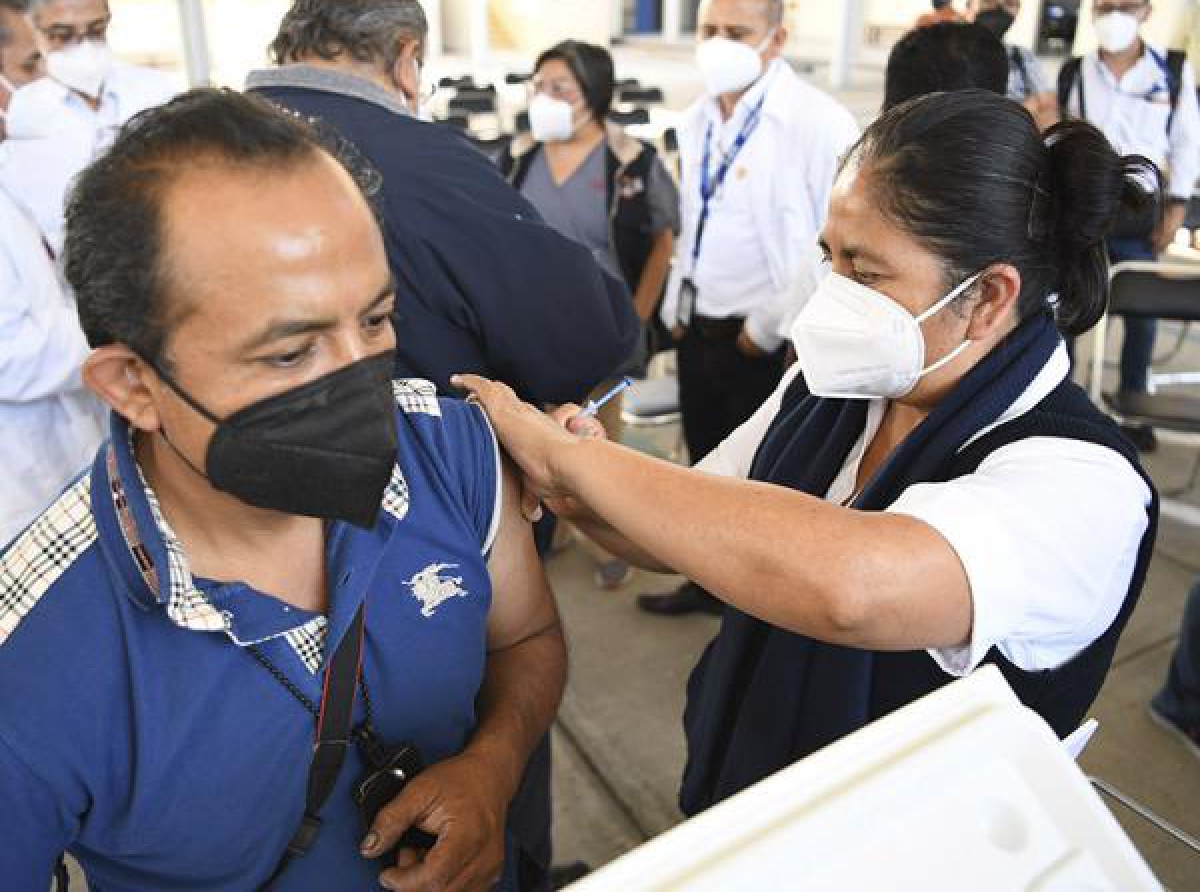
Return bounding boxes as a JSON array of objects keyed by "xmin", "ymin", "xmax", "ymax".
[
  {"xmin": 247, "ymin": 0, "xmax": 640, "ymax": 406},
  {"xmin": 0, "ymin": 88, "xmax": 566, "ymax": 891}
]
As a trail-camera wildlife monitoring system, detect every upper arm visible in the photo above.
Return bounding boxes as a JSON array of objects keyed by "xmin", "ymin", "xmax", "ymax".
[
  {"xmin": 886, "ymin": 437, "xmax": 1151, "ymax": 674},
  {"xmin": 484, "ymin": 455, "xmax": 561, "ymax": 652}
]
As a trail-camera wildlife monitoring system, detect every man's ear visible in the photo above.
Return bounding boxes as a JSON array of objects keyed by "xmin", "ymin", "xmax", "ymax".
[
  {"xmin": 390, "ymin": 38, "xmax": 422, "ymax": 106},
  {"xmin": 766, "ymin": 25, "xmax": 788, "ymax": 60},
  {"xmin": 83, "ymin": 345, "xmax": 164, "ymax": 433},
  {"xmin": 966, "ymin": 263, "xmax": 1023, "ymax": 341}
]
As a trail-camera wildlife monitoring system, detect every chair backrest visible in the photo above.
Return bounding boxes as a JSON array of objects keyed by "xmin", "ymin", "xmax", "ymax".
[
  {"xmin": 1107, "ymin": 262, "xmax": 1200, "ymax": 321},
  {"xmin": 619, "ymin": 86, "xmax": 665, "ymax": 104},
  {"xmin": 449, "ymin": 95, "xmax": 497, "ymax": 115},
  {"xmin": 610, "ymin": 107, "xmax": 650, "ymax": 126},
  {"xmin": 439, "ymin": 75, "xmax": 475, "ymax": 90},
  {"xmin": 506, "ymin": 72, "xmax": 531, "ymax": 85}
]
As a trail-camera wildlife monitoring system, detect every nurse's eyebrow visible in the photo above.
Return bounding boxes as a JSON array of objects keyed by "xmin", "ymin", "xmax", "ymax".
[
  {"xmin": 840, "ymin": 242, "xmax": 890, "ymax": 267},
  {"xmin": 238, "ymin": 281, "xmax": 395, "ymax": 352}
]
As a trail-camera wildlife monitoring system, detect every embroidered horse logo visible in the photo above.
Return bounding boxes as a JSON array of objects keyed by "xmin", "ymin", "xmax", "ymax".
[{"xmin": 406, "ymin": 563, "xmax": 467, "ymax": 618}]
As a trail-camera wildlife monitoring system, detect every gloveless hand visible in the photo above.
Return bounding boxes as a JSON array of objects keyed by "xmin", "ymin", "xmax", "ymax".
[
  {"xmin": 364, "ymin": 751, "xmax": 509, "ymax": 892},
  {"xmin": 452, "ymin": 375, "xmax": 605, "ymax": 520}
]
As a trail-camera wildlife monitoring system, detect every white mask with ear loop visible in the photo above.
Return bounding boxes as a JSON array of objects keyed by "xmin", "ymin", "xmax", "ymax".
[
  {"xmin": 791, "ymin": 269, "xmax": 984, "ymax": 400},
  {"xmin": 0, "ymin": 75, "xmax": 63, "ymax": 140},
  {"xmin": 1094, "ymin": 11, "xmax": 1141, "ymax": 54},
  {"xmin": 528, "ymin": 92, "xmax": 591, "ymax": 143},
  {"xmin": 695, "ymin": 28, "xmax": 776, "ymax": 97}
]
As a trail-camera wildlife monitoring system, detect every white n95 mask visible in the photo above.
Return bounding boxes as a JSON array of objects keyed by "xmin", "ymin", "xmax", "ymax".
[
  {"xmin": 1093, "ymin": 12, "xmax": 1140, "ymax": 54},
  {"xmin": 47, "ymin": 40, "xmax": 114, "ymax": 99},
  {"xmin": 695, "ymin": 31, "xmax": 774, "ymax": 97},
  {"xmin": 791, "ymin": 270, "xmax": 982, "ymax": 400},
  {"xmin": 1, "ymin": 77, "xmax": 65, "ymax": 140},
  {"xmin": 528, "ymin": 94, "xmax": 578, "ymax": 143}
]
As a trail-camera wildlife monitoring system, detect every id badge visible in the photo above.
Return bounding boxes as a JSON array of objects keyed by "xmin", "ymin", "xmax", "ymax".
[{"xmin": 678, "ymin": 278, "xmax": 698, "ymax": 328}]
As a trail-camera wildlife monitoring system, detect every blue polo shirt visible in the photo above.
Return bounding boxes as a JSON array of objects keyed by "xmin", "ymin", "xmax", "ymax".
[{"xmin": 0, "ymin": 380, "xmax": 508, "ymax": 891}]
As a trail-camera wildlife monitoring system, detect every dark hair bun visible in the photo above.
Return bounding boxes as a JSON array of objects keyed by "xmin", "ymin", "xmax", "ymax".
[{"xmin": 1042, "ymin": 120, "xmax": 1160, "ymax": 335}]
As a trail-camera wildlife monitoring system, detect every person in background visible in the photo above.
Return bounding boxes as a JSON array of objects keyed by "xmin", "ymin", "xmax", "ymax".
[
  {"xmin": 970, "ymin": 0, "xmax": 1058, "ymax": 129},
  {"xmin": 459, "ymin": 89, "xmax": 1158, "ymax": 823},
  {"xmin": 755, "ymin": 21, "xmax": 1012, "ymax": 370},
  {"xmin": 1059, "ymin": 0, "xmax": 1200, "ymax": 452},
  {"xmin": 0, "ymin": 0, "xmax": 39, "ymax": 138},
  {"xmin": 0, "ymin": 0, "xmax": 103, "ymax": 547},
  {"xmin": 883, "ymin": 22, "xmax": 1010, "ymax": 110},
  {"xmin": 0, "ymin": 88, "xmax": 565, "ymax": 892},
  {"xmin": 916, "ymin": 0, "xmax": 965, "ymax": 29},
  {"xmin": 0, "ymin": 0, "xmax": 175, "ymax": 252},
  {"xmin": 645, "ymin": 0, "xmax": 859, "ymax": 617},
  {"xmin": 248, "ymin": 0, "xmax": 639, "ymax": 408},
  {"xmin": 1150, "ymin": 579, "xmax": 1200, "ymax": 758},
  {"xmin": 498, "ymin": 39, "xmax": 679, "ymax": 591}
]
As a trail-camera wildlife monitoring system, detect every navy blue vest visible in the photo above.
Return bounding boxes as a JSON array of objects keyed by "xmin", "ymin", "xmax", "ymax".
[{"xmin": 679, "ymin": 312, "xmax": 1158, "ymax": 816}]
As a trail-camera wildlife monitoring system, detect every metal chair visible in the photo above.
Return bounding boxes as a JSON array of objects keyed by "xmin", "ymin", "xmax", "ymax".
[
  {"xmin": 1089, "ymin": 261, "xmax": 1200, "ymax": 493},
  {"xmin": 448, "ymin": 95, "xmax": 497, "ymax": 115},
  {"xmin": 618, "ymin": 86, "xmax": 665, "ymax": 105},
  {"xmin": 609, "ymin": 107, "xmax": 650, "ymax": 127},
  {"xmin": 621, "ymin": 356, "xmax": 685, "ymax": 464}
]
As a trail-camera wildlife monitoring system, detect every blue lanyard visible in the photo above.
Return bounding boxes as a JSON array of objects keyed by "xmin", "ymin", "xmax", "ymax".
[{"xmin": 689, "ymin": 93, "xmax": 768, "ymax": 271}]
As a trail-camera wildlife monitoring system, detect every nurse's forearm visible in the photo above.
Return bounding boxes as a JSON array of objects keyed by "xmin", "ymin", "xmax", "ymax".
[{"xmin": 554, "ymin": 438, "xmax": 970, "ymax": 650}]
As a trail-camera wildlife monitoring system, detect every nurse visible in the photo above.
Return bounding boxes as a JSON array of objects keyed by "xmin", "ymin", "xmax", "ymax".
[{"xmin": 456, "ymin": 90, "xmax": 1160, "ymax": 816}]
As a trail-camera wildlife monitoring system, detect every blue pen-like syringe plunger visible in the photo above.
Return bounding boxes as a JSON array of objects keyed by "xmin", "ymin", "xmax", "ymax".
[{"xmin": 578, "ymin": 377, "xmax": 634, "ymax": 419}]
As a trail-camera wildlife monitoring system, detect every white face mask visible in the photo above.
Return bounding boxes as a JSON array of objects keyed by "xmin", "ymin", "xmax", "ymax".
[
  {"xmin": 46, "ymin": 39, "xmax": 114, "ymax": 99},
  {"xmin": 1093, "ymin": 11, "xmax": 1141, "ymax": 54},
  {"xmin": 0, "ymin": 76, "xmax": 65, "ymax": 140},
  {"xmin": 791, "ymin": 270, "xmax": 982, "ymax": 400},
  {"xmin": 695, "ymin": 30, "xmax": 775, "ymax": 98},
  {"xmin": 529, "ymin": 93, "xmax": 582, "ymax": 143}
]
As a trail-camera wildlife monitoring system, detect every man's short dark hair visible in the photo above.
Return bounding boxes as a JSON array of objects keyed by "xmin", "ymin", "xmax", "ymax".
[
  {"xmin": 884, "ymin": 22, "xmax": 1009, "ymax": 110},
  {"xmin": 64, "ymin": 88, "xmax": 377, "ymax": 368},
  {"xmin": 535, "ymin": 40, "xmax": 616, "ymax": 122},
  {"xmin": 269, "ymin": 0, "xmax": 427, "ymax": 70}
]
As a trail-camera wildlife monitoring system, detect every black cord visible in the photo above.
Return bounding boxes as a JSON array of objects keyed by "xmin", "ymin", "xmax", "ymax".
[{"xmin": 246, "ymin": 645, "xmax": 375, "ymax": 729}]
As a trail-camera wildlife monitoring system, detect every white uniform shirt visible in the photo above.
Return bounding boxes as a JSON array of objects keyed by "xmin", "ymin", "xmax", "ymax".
[
  {"xmin": 0, "ymin": 63, "xmax": 177, "ymax": 253},
  {"xmin": 699, "ymin": 342, "xmax": 1152, "ymax": 676},
  {"xmin": 661, "ymin": 60, "xmax": 859, "ymax": 351},
  {"xmin": 0, "ymin": 185, "xmax": 105, "ymax": 547},
  {"xmin": 1067, "ymin": 47, "xmax": 1200, "ymax": 200}
]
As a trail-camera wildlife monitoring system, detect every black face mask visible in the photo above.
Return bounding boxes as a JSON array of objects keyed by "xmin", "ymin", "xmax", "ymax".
[
  {"xmin": 975, "ymin": 7, "xmax": 1016, "ymax": 38},
  {"xmin": 152, "ymin": 352, "xmax": 399, "ymax": 529}
]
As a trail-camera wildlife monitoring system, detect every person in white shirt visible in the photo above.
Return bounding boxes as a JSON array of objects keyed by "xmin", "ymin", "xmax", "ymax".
[
  {"xmin": 0, "ymin": 0, "xmax": 39, "ymax": 137},
  {"xmin": 0, "ymin": 0, "xmax": 175, "ymax": 253},
  {"xmin": 0, "ymin": 0, "xmax": 103, "ymax": 546},
  {"xmin": 1059, "ymin": 0, "xmax": 1200, "ymax": 451},
  {"xmin": 646, "ymin": 0, "xmax": 858, "ymax": 615},
  {"xmin": 457, "ymin": 90, "xmax": 1158, "ymax": 817}
]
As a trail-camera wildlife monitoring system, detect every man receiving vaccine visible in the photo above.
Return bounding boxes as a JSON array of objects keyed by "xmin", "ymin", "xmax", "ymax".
[
  {"xmin": 0, "ymin": 0, "xmax": 175, "ymax": 251},
  {"xmin": 643, "ymin": 0, "xmax": 859, "ymax": 616}
]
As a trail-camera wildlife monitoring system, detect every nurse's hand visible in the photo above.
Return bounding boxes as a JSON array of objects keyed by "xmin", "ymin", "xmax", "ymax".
[{"xmin": 453, "ymin": 375, "xmax": 605, "ymax": 520}]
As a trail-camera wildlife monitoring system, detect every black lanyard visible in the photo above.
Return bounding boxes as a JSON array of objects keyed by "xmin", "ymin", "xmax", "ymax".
[{"xmin": 257, "ymin": 603, "xmax": 368, "ymax": 890}]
